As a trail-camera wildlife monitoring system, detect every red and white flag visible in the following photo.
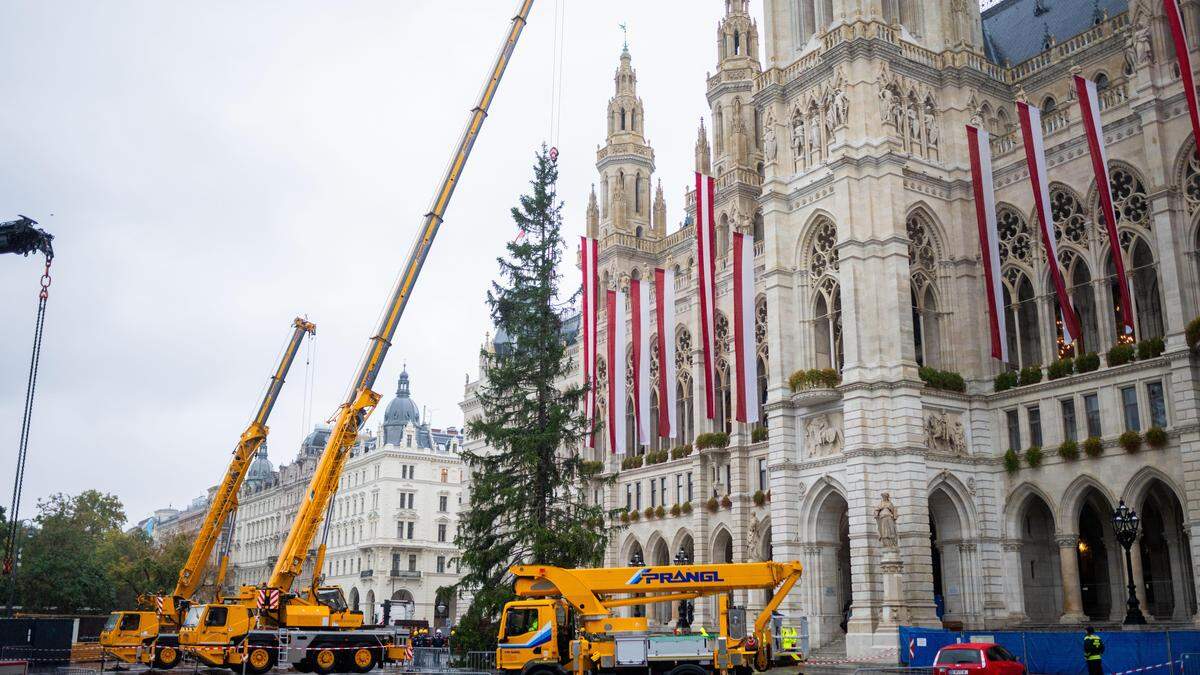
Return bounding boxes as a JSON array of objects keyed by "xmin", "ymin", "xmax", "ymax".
[
  {"xmin": 580, "ymin": 237, "xmax": 600, "ymax": 446},
  {"xmin": 966, "ymin": 125, "xmax": 1009, "ymax": 362},
  {"xmin": 654, "ymin": 267, "xmax": 677, "ymax": 439},
  {"xmin": 606, "ymin": 289, "xmax": 627, "ymax": 455},
  {"xmin": 630, "ymin": 277, "xmax": 651, "ymax": 446},
  {"xmin": 732, "ymin": 232, "xmax": 759, "ymax": 424},
  {"xmin": 1164, "ymin": 0, "xmax": 1200, "ymax": 153},
  {"xmin": 694, "ymin": 172, "xmax": 718, "ymax": 420},
  {"xmin": 1074, "ymin": 76, "xmax": 1135, "ymax": 340},
  {"xmin": 1017, "ymin": 101, "xmax": 1082, "ymax": 346}
]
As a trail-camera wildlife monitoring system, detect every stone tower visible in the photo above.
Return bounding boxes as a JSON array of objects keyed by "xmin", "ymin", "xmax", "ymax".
[
  {"xmin": 708, "ymin": 0, "xmax": 763, "ymax": 250},
  {"xmin": 598, "ymin": 47, "xmax": 658, "ymax": 240}
]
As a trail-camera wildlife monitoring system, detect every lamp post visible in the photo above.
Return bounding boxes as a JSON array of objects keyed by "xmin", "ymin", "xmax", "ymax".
[
  {"xmin": 674, "ymin": 548, "xmax": 693, "ymax": 631},
  {"xmin": 1112, "ymin": 500, "xmax": 1147, "ymax": 625}
]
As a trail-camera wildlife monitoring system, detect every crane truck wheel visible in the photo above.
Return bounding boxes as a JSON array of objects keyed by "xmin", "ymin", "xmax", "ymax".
[
  {"xmin": 346, "ymin": 646, "xmax": 377, "ymax": 673},
  {"xmin": 244, "ymin": 645, "xmax": 277, "ymax": 675},
  {"xmin": 310, "ymin": 647, "xmax": 338, "ymax": 675},
  {"xmin": 153, "ymin": 645, "xmax": 182, "ymax": 670}
]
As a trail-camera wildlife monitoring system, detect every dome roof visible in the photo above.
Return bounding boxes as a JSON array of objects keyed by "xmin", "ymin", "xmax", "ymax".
[
  {"xmin": 301, "ymin": 425, "xmax": 331, "ymax": 458},
  {"xmin": 247, "ymin": 446, "xmax": 274, "ymax": 484},
  {"xmin": 383, "ymin": 369, "xmax": 420, "ymax": 446}
]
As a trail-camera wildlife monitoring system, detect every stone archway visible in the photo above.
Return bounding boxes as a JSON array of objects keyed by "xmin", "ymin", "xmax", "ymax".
[
  {"xmin": 708, "ymin": 528, "xmax": 735, "ymax": 621},
  {"xmin": 1136, "ymin": 479, "xmax": 1197, "ymax": 621},
  {"xmin": 349, "ymin": 587, "xmax": 360, "ymax": 613},
  {"xmin": 366, "ymin": 589, "xmax": 375, "ymax": 625},
  {"xmin": 929, "ymin": 488, "xmax": 972, "ymax": 625},
  {"xmin": 807, "ymin": 490, "xmax": 851, "ymax": 642},
  {"xmin": 648, "ymin": 534, "xmax": 672, "ymax": 627},
  {"xmin": 392, "ymin": 589, "xmax": 416, "ymax": 621},
  {"xmin": 1012, "ymin": 491, "xmax": 1063, "ymax": 622},
  {"xmin": 1075, "ymin": 487, "xmax": 1121, "ymax": 622}
]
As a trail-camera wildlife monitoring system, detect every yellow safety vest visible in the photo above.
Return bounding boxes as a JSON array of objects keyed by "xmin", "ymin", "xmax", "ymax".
[
  {"xmin": 781, "ymin": 626, "xmax": 797, "ymax": 650},
  {"xmin": 1084, "ymin": 635, "xmax": 1103, "ymax": 661}
]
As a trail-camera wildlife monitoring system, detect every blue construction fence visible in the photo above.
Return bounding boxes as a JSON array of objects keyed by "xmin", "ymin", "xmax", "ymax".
[{"xmin": 898, "ymin": 626, "xmax": 1200, "ymax": 674}]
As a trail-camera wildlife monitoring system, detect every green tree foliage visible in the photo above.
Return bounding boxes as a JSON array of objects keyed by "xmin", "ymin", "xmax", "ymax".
[
  {"xmin": 7, "ymin": 490, "xmax": 189, "ymax": 612},
  {"xmin": 453, "ymin": 147, "xmax": 608, "ymax": 650}
]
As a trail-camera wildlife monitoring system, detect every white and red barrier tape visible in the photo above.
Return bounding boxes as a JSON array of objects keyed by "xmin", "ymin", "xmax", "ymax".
[
  {"xmin": 806, "ymin": 647, "xmax": 899, "ymax": 666},
  {"xmin": 1110, "ymin": 660, "xmax": 1182, "ymax": 675}
]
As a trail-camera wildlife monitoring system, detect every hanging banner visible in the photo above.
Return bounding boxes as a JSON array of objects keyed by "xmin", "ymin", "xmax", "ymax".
[
  {"xmin": 694, "ymin": 172, "xmax": 717, "ymax": 420},
  {"xmin": 606, "ymin": 289, "xmax": 627, "ymax": 455},
  {"xmin": 1164, "ymin": 0, "xmax": 1200, "ymax": 153},
  {"xmin": 631, "ymin": 277, "xmax": 651, "ymax": 446},
  {"xmin": 966, "ymin": 125, "xmax": 1010, "ymax": 362},
  {"xmin": 580, "ymin": 237, "xmax": 600, "ymax": 446},
  {"xmin": 655, "ymin": 267, "xmax": 677, "ymax": 438},
  {"xmin": 732, "ymin": 232, "xmax": 759, "ymax": 424}
]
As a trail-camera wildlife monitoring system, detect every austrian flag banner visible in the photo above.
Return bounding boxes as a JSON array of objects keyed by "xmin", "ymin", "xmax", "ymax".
[
  {"xmin": 1017, "ymin": 101, "xmax": 1082, "ymax": 346},
  {"xmin": 580, "ymin": 237, "xmax": 599, "ymax": 446},
  {"xmin": 694, "ymin": 172, "xmax": 718, "ymax": 420},
  {"xmin": 966, "ymin": 125, "xmax": 1009, "ymax": 362},
  {"xmin": 732, "ymin": 232, "xmax": 759, "ymax": 424},
  {"xmin": 631, "ymin": 277, "xmax": 651, "ymax": 446},
  {"xmin": 606, "ymin": 290, "xmax": 627, "ymax": 455},
  {"xmin": 1074, "ymin": 76, "xmax": 1135, "ymax": 339},
  {"xmin": 1164, "ymin": 0, "xmax": 1200, "ymax": 153},
  {"xmin": 654, "ymin": 268, "xmax": 677, "ymax": 439}
]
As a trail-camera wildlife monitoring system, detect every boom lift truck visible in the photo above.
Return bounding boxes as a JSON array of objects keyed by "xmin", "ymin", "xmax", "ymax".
[
  {"xmin": 177, "ymin": 3, "xmax": 535, "ymax": 674},
  {"xmin": 98, "ymin": 317, "xmax": 317, "ymax": 669},
  {"xmin": 495, "ymin": 561, "xmax": 807, "ymax": 675}
]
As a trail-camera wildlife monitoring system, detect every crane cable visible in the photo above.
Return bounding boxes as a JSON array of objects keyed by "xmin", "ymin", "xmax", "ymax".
[{"xmin": 3, "ymin": 254, "xmax": 52, "ymax": 578}]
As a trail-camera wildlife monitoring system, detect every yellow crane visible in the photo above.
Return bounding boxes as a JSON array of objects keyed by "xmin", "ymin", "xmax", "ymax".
[
  {"xmin": 98, "ymin": 317, "xmax": 316, "ymax": 669},
  {"xmin": 178, "ymin": 3, "xmax": 535, "ymax": 673},
  {"xmin": 496, "ymin": 562, "xmax": 807, "ymax": 675}
]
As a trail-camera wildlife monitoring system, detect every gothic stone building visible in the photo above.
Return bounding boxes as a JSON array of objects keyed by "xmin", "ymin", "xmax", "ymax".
[{"xmin": 460, "ymin": 0, "xmax": 1200, "ymax": 659}]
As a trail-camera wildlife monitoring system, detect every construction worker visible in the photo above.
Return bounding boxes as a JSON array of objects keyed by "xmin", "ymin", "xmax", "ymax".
[
  {"xmin": 1083, "ymin": 626, "xmax": 1104, "ymax": 675},
  {"xmin": 780, "ymin": 623, "xmax": 799, "ymax": 664}
]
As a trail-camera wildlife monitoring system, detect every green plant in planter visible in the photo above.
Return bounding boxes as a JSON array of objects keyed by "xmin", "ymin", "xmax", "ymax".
[
  {"xmin": 621, "ymin": 454, "xmax": 644, "ymax": 470},
  {"xmin": 1188, "ymin": 317, "xmax": 1200, "ymax": 352},
  {"xmin": 1024, "ymin": 445, "xmax": 1043, "ymax": 468},
  {"xmin": 681, "ymin": 502, "xmax": 693, "ymax": 515},
  {"xmin": 670, "ymin": 503, "xmax": 681, "ymax": 517},
  {"xmin": 1018, "ymin": 365, "xmax": 1043, "ymax": 386},
  {"xmin": 720, "ymin": 495, "xmax": 733, "ymax": 509},
  {"xmin": 629, "ymin": 509, "xmax": 640, "ymax": 522},
  {"xmin": 1083, "ymin": 436, "xmax": 1104, "ymax": 458},
  {"xmin": 655, "ymin": 505, "xmax": 666, "ymax": 518},
  {"xmin": 1047, "ymin": 357, "xmax": 1075, "ymax": 381},
  {"xmin": 1057, "ymin": 439, "xmax": 1080, "ymax": 461},
  {"xmin": 1119, "ymin": 430, "xmax": 1143, "ymax": 453},
  {"xmin": 752, "ymin": 490, "xmax": 767, "ymax": 507},
  {"xmin": 579, "ymin": 459, "xmax": 605, "ymax": 477},
  {"xmin": 1003, "ymin": 449, "xmax": 1020, "ymax": 474},
  {"xmin": 751, "ymin": 427, "xmax": 768, "ymax": 443},
  {"xmin": 620, "ymin": 511, "xmax": 630, "ymax": 525},
  {"xmin": 1075, "ymin": 352, "xmax": 1101, "ymax": 373},
  {"xmin": 644, "ymin": 507, "xmax": 655, "ymax": 519},
  {"xmin": 994, "ymin": 371, "xmax": 1019, "ymax": 392},
  {"xmin": 705, "ymin": 497, "xmax": 720, "ymax": 513},
  {"xmin": 696, "ymin": 432, "xmax": 730, "ymax": 450},
  {"xmin": 1145, "ymin": 426, "xmax": 1168, "ymax": 449},
  {"xmin": 1137, "ymin": 337, "xmax": 1166, "ymax": 360},
  {"xmin": 670, "ymin": 444, "xmax": 694, "ymax": 460},
  {"xmin": 1107, "ymin": 343, "xmax": 1136, "ymax": 367},
  {"xmin": 919, "ymin": 367, "xmax": 967, "ymax": 392}
]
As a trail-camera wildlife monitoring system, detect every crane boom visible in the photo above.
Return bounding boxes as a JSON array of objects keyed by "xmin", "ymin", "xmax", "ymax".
[
  {"xmin": 170, "ymin": 317, "xmax": 316, "ymax": 609},
  {"xmin": 267, "ymin": 0, "xmax": 535, "ymax": 592}
]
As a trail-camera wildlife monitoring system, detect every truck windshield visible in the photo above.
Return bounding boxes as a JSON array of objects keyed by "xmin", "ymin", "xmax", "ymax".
[
  {"xmin": 103, "ymin": 613, "xmax": 120, "ymax": 632},
  {"xmin": 182, "ymin": 607, "xmax": 205, "ymax": 628},
  {"xmin": 504, "ymin": 609, "xmax": 539, "ymax": 638},
  {"xmin": 317, "ymin": 589, "xmax": 347, "ymax": 612}
]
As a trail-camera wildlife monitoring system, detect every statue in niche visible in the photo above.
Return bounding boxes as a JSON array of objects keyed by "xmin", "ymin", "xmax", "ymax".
[
  {"xmin": 764, "ymin": 113, "xmax": 778, "ymax": 161},
  {"xmin": 875, "ymin": 492, "xmax": 899, "ymax": 550},
  {"xmin": 746, "ymin": 512, "xmax": 762, "ymax": 562},
  {"xmin": 791, "ymin": 111, "xmax": 806, "ymax": 167}
]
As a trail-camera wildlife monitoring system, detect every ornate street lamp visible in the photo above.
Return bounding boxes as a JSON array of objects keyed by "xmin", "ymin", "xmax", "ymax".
[
  {"xmin": 674, "ymin": 548, "xmax": 693, "ymax": 630},
  {"xmin": 1112, "ymin": 500, "xmax": 1147, "ymax": 625}
]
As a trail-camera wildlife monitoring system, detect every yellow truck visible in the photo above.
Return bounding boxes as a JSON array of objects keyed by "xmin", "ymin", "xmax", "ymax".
[
  {"xmin": 99, "ymin": 317, "xmax": 316, "ymax": 669},
  {"xmin": 496, "ymin": 561, "xmax": 806, "ymax": 675}
]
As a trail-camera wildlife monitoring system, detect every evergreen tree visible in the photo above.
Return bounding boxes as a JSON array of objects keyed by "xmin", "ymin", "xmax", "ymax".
[{"xmin": 453, "ymin": 146, "xmax": 607, "ymax": 650}]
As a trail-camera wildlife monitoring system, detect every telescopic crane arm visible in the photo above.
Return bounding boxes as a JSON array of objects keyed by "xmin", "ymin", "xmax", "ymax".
[
  {"xmin": 266, "ymin": 0, "xmax": 536, "ymax": 595},
  {"xmin": 163, "ymin": 317, "xmax": 316, "ymax": 621}
]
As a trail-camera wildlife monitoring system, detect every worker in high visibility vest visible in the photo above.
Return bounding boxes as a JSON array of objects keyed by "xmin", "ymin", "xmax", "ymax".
[
  {"xmin": 779, "ymin": 624, "xmax": 800, "ymax": 664},
  {"xmin": 1083, "ymin": 626, "xmax": 1104, "ymax": 675}
]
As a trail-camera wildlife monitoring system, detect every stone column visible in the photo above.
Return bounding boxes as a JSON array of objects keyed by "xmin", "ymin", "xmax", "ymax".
[
  {"xmin": 1105, "ymin": 532, "xmax": 1128, "ymax": 624},
  {"xmin": 1057, "ymin": 535, "xmax": 1087, "ymax": 623},
  {"xmin": 1129, "ymin": 534, "xmax": 1151, "ymax": 621},
  {"xmin": 877, "ymin": 549, "xmax": 909, "ymax": 631},
  {"xmin": 1166, "ymin": 533, "xmax": 1191, "ymax": 622},
  {"xmin": 1002, "ymin": 542, "xmax": 1028, "ymax": 622}
]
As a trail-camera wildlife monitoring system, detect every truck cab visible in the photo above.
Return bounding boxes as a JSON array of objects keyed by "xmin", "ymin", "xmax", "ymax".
[
  {"xmin": 179, "ymin": 603, "xmax": 253, "ymax": 666},
  {"xmin": 497, "ymin": 600, "xmax": 568, "ymax": 673}
]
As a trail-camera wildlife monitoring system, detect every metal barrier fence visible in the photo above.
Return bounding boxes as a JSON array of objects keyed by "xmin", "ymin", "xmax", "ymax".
[
  {"xmin": 1181, "ymin": 652, "xmax": 1200, "ymax": 675},
  {"xmin": 450, "ymin": 651, "xmax": 496, "ymax": 673},
  {"xmin": 409, "ymin": 648, "xmax": 451, "ymax": 671}
]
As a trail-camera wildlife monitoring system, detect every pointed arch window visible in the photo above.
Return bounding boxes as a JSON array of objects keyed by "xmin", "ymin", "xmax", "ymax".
[
  {"xmin": 649, "ymin": 389, "xmax": 661, "ymax": 451},
  {"xmin": 907, "ymin": 212, "xmax": 940, "ymax": 367},
  {"xmin": 715, "ymin": 360, "xmax": 732, "ymax": 435},
  {"xmin": 676, "ymin": 371, "xmax": 694, "ymax": 445},
  {"xmin": 814, "ymin": 278, "xmax": 843, "ymax": 371},
  {"xmin": 620, "ymin": 107, "xmax": 627, "ymax": 131},
  {"xmin": 1003, "ymin": 268, "xmax": 1041, "ymax": 368},
  {"xmin": 753, "ymin": 211, "xmax": 765, "ymax": 243},
  {"xmin": 1107, "ymin": 234, "xmax": 1164, "ymax": 340},
  {"xmin": 635, "ymin": 174, "xmax": 643, "ymax": 214},
  {"xmin": 1061, "ymin": 251, "xmax": 1100, "ymax": 354},
  {"xmin": 756, "ymin": 356, "xmax": 769, "ymax": 430},
  {"xmin": 625, "ymin": 395, "xmax": 637, "ymax": 455}
]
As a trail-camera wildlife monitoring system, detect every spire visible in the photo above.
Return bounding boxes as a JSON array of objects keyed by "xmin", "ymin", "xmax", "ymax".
[
  {"xmin": 587, "ymin": 184, "xmax": 600, "ymax": 237},
  {"xmin": 397, "ymin": 368, "xmax": 411, "ymax": 397},
  {"xmin": 653, "ymin": 179, "xmax": 667, "ymax": 236},
  {"xmin": 695, "ymin": 118, "xmax": 712, "ymax": 174}
]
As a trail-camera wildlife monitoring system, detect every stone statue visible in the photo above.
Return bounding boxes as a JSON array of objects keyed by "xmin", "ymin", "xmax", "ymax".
[
  {"xmin": 810, "ymin": 111, "xmax": 821, "ymax": 149},
  {"xmin": 746, "ymin": 512, "xmax": 762, "ymax": 562},
  {"xmin": 1135, "ymin": 24, "xmax": 1154, "ymax": 66},
  {"xmin": 875, "ymin": 492, "xmax": 899, "ymax": 549},
  {"xmin": 791, "ymin": 111, "xmax": 806, "ymax": 166},
  {"xmin": 952, "ymin": 422, "xmax": 968, "ymax": 455},
  {"xmin": 832, "ymin": 88, "xmax": 849, "ymax": 128},
  {"xmin": 969, "ymin": 107, "xmax": 985, "ymax": 130},
  {"xmin": 907, "ymin": 104, "xmax": 921, "ymax": 141},
  {"xmin": 764, "ymin": 115, "xmax": 778, "ymax": 161},
  {"xmin": 924, "ymin": 102, "xmax": 939, "ymax": 146}
]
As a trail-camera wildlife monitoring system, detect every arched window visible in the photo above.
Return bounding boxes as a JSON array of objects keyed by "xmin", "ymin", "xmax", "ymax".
[
  {"xmin": 756, "ymin": 356, "xmax": 769, "ymax": 430},
  {"xmin": 635, "ymin": 174, "xmax": 642, "ymax": 213},
  {"xmin": 620, "ymin": 107, "xmax": 627, "ymax": 131},
  {"xmin": 1042, "ymin": 96, "xmax": 1057, "ymax": 114},
  {"xmin": 807, "ymin": 218, "xmax": 843, "ymax": 371},
  {"xmin": 631, "ymin": 109, "xmax": 637, "ymax": 131},
  {"xmin": 1095, "ymin": 72, "xmax": 1110, "ymax": 91},
  {"xmin": 649, "ymin": 389, "xmax": 661, "ymax": 451},
  {"xmin": 907, "ymin": 213, "xmax": 940, "ymax": 367},
  {"xmin": 734, "ymin": 30, "xmax": 741, "ymax": 55},
  {"xmin": 1003, "ymin": 268, "xmax": 1041, "ymax": 368},
  {"xmin": 715, "ymin": 360, "xmax": 732, "ymax": 435},
  {"xmin": 1129, "ymin": 235, "xmax": 1164, "ymax": 340},
  {"xmin": 625, "ymin": 394, "xmax": 637, "ymax": 455},
  {"xmin": 753, "ymin": 211, "xmax": 765, "ymax": 242},
  {"xmin": 676, "ymin": 372, "xmax": 694, "ymax": 445},
  {"xmin": 1063, "ymin": 251, "xmax": 1100, "ymax": 354},
  {"xmin": 715, "ymin": 107, "xmax": 725, "ymax": 155}
]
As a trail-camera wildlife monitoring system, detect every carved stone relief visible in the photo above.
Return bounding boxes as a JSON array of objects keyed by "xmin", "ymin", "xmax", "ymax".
[
  {"xmin": 925, "ymin": 410, "xmax": 968, "ymax": 455},
  {"xmin": 805, "ymin": 413, "xmax": 843, "ymax": 457}
]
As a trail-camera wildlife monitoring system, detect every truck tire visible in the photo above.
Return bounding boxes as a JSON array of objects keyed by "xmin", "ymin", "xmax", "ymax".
[
  {"xmin": 153, "ymin": 645, "xmax": 182, "ymax": 670},
  {"xmin": 244, "ymin": 645, "xmax": 277, "ymax": 675},
  {"xmin": 667, "ymin": 664, "xmax": 709, "ymax": 675},
  {"xmin": 345, "ymin": 646, "xmax": 378, "ymax": 674},
  {"xmin": 310, "ymin": 647, "xmax": 338, "ymax": 675}
]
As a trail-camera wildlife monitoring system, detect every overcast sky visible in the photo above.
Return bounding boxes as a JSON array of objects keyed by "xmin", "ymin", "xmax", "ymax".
[{"xmin": 0, "ymin": 1, "xmax": 771, "ymax": 523}]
